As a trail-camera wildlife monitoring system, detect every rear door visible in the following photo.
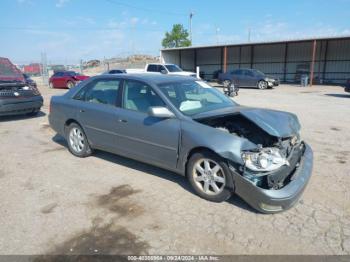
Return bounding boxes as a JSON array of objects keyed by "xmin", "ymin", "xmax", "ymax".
[
  {"xmin": 243, "ymin": 70, "xmax": 257, "ymax": 87},
  {"xmin": 115, "ymin": 80, "xmax": 180, "ymax": 169},
  {"xmin": 74, "ymin": 78, "xmax": 121, "ymax": 152}
]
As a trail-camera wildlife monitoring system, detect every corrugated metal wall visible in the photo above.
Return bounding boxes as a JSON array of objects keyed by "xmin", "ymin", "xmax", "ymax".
[{"xmin": 161, "ymin": 37, "xmax": 350, "ymax": 83}]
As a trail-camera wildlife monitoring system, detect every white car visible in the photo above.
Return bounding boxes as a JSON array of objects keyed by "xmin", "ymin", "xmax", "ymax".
[{"xmin": 126, "ymin": 63, "xmax": 197, "ymax": 78}]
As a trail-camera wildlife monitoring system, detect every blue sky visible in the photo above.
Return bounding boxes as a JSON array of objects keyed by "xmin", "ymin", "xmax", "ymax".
[{"xmin": 1, "ymin": 0, "xmax": 350, "ymax": 64}]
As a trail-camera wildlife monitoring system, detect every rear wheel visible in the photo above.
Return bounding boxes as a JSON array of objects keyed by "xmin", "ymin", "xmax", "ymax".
[
  {"xmin": 67, "ymin": 81, "xmax": 75, "ymax": 89},
  {"xmin": 66, "ymin": 123, "xmax": 92, "ymax": 157},
  {"xmin": 187, "ymin": 151, "xmax": 233, "ymax": 202},
  {"xmin": 257, "ymin": 80, "xmax": 268, "ymax": 89}
]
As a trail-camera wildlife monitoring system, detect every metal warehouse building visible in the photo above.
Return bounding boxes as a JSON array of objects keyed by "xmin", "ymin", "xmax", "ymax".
[{"xmin": 160, "ymin": 36, "xmax": 350, "ymax": 85}]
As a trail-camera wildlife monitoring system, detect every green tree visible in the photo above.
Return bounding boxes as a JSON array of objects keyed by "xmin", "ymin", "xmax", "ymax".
[{"xmin": 162, "ymin": 24, "xmax": 191, "ymax": 48}]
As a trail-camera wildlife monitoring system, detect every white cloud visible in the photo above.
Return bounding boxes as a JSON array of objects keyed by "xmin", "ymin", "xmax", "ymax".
[
  {"xmin": 130, "ymin": 17, "xmax": 139, "ymax": 26},
  {"xmin": 56, "ymin": 0, "xmax": 70, "ymax": 8}
]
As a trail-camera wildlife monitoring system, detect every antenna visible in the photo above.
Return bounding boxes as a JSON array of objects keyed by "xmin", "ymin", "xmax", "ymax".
[{"xmin": 189, "ymin": 11, "xmax": 194, "ymax": 44}]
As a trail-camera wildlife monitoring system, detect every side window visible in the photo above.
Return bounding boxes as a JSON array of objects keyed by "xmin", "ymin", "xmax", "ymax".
[
  {"xmin": 123, "ymin": 80, "xmax": 165, "ymax": 113},
  {"xmin": 158, "ymin": 65, "xmax": 166, "ymax": 72},
  {"xmin": 245, "ymin": 70, "xmax": 254, "ymax": 77},
  {"xmin": 80, "ymin": 79, "xmax": 120, "ymax": 106},
  {"xmin": 54, "ymin": 72, "xmax": 63, "ymax": 77},
  {"xmin": 147, "ymin": 65, "xmax": 158, "ymax": 72}
]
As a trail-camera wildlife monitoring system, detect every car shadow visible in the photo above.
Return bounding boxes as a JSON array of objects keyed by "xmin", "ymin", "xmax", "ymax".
[
  {"xmin": 324, "ymin": 93, "xmax": 350, "ymax": 98},
  {"xmin": 52, "ymin": 134, "xmax": 257, "ymax": 213},
  {"xmin": 0, "ymin": 111, "xmax": 46, "ymax": 122}
]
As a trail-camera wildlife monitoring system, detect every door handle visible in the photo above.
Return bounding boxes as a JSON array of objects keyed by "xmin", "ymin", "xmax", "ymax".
[
  {"xmin": 79, "ymin": 109, "xmax": 85, "ymax": 113},
  {"xmin": 118, "ymin": 119, "xmax": 127, "ymax": 123}
]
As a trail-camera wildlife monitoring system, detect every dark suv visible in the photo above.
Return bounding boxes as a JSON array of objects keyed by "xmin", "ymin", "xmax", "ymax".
[
  {"xmin": 0, "ymin": 57, "xmax": 43, "ymax": 116},
  {"xmin": 345, "ymin": 79, "xmax": 350, "ymax": 93},
  {"xmin": 219, "ymin": 68, "xmax": 279, "ymax": 89}
]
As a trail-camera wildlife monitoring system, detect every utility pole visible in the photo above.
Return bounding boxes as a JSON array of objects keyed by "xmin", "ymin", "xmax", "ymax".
[
  {"xmin": 189, "ymin": 11, "xmax": 194, "ymax": 44},
  {"xmin": 216, "ymin": 27, "xmax": 220, "ymax": 44}
]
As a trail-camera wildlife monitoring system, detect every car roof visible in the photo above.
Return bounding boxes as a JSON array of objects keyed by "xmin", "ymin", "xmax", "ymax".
[{"xmin": 91, "ymin": 73, "xmax": 195, "ymax": 84}]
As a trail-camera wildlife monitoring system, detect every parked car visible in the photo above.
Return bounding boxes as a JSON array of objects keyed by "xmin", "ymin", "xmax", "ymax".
[
  {"xmin": 345, "ymin": 79, "xmax": 350, "ymax": 93},
  {"xmin": 23, "ymin": 73, "xmax": 37, "ymax": 88},
  {"xmin": 0, "ymin": 57, "xmax": 43, "ymax": 116},
  {"xmin": 49, "ymin": 71, "xmax": 89, "ymax": 89},
  {"xmin": 127, "ymin": 63, "xmax": 197, "ymax": 77},
  {"xmin": 49, "ymin": 74, "xmax": 313, "ymax": 213},
  {"xmin": 219, "ymin": 69, "xmax": 279, "ymax": 89},
  {"xmin": 102, "ymin": 69, "xmax": 126, "ymax": 75}
]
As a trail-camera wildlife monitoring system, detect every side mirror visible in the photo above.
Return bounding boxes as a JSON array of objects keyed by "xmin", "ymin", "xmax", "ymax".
[
  {"xmin": 148, "ymin": 106, "xmax": 175, "ymax": 118},
  {"xmin": 160, "ymin": 69, "xmax": 168, "ymax": 74}
]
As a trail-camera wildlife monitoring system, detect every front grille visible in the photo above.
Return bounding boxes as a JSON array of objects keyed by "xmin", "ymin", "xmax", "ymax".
[{"xmin": 0, "ymin": 89, "xmax": 39, "ymax": 98}]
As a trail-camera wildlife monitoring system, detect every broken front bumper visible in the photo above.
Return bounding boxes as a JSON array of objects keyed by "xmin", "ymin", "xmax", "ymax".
[
  {"xmin": 0, "ymin": 96, "xmax": 43, "ymax": 116},
  {"xmin": 231, "ymin": 143, "xmax": 313, "ymax": 213}
]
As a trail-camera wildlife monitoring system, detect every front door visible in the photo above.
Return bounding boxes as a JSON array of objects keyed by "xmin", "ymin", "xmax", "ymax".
[
  {"xmin": 244, "ymin": 70, "xmax": 257, "ymax": 87},
  {"xmin": 115, "ymin": 80, "xmax": 180, "ymax": 170}
]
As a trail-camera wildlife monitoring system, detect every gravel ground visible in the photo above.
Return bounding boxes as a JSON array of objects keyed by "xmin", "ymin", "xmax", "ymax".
[{"xmin": 0, "ymin": 80, "xmax": 349, "ymax": 255}]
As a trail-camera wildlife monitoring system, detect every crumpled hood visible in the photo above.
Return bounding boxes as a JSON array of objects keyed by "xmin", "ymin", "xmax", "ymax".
[
  {"xmin": 193, "ymin": 106, "xmax": 301, "ymax": 138},
  {"xmin": 239, "ymin": 107, "xmax": 300, "ymax": 137}
]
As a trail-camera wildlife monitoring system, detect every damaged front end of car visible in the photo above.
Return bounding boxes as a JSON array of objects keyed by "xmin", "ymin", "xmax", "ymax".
[{"xmin": 195, "ymin": 108, "xmax": 313, "ymax": 213}]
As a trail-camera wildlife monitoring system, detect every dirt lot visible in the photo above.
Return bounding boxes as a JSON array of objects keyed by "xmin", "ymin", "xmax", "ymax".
[{"xmin": 0, "ymin": 79, "xmax": 349, "ymax": 255}]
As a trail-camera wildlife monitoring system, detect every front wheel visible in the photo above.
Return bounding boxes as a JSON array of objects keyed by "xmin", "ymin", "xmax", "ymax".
[
  {"xmin": 187, "ymin": 151, "xmax": 233, "ymax": 202},
  {"xmin": 66, "ymin": 123, "xmax": 92, "ymax": 158},
  {"xmin": 257, "ymin": 80, "xmax": 268, "ymax": 90}
]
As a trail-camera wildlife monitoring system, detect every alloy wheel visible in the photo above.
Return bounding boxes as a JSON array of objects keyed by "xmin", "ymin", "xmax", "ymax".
[
  {"xmin": 69, "ymin": 127, "xmax": 85, "ymax": 153},
  {"xmin": 192, "ymin": 158, "xmax": 226, "ymax": 195},
  {"xmin": 258, "ymin": 81, "xmax": 268, "ymax": 89}
]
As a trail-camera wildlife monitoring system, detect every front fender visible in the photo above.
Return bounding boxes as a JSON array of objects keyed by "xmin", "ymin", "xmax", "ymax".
[{"xmin": 178, "ymin": 120, "xmax": 257, "ymax": 173}]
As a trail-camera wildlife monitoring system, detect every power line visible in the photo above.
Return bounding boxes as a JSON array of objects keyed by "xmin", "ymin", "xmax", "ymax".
[{"xmin": 104, "ymin": 0, "xmax": 187, "ymax": 16}]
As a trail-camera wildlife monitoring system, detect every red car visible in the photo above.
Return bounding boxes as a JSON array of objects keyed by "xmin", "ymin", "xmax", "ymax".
[{"xmin": 49, "ymin": 71, "xmax": 89, "ymax": 89}]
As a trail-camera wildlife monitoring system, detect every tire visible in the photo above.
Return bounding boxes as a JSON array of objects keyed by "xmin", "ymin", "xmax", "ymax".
[
  {"xmin": 187, "ymin": 150, "xmax": 234, "ymax": 202},
  {"xmin": 67, "ymin": 81, "xmax": 75, "ymax": 89},
  {"xmin": 65, "ymin": 123, "xmax": 92, "ymax": 158},
  {"xmin": 27, "ymin": 109, "xmax": 40, "ymax": 117},
  {"xmin": 257, "ymin": 80, "xmax": 268, "ymax": 90},
  {"xmin": 49, "ymin": 82, "xmax": 54, "ymax": 89}
]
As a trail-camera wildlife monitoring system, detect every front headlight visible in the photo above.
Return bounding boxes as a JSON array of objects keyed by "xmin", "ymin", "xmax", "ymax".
[{"xmin": 242, "ymin": 148, "xmax": 289, "ymax": 172}]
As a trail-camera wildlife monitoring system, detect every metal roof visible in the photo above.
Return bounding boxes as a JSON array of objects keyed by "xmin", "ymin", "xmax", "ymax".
[{"xmin": 161, "ymin": 35, "xmax": 350, "ymax": 51}]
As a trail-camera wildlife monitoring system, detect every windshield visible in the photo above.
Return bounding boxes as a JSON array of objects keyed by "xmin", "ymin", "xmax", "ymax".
[
  {"xmin": 165, "ymin": 64, "xmax": 183, "ymax": 72},
  {"xmin": 158, "ymin": 80, "xmax": 237, "ymax": 116}
]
